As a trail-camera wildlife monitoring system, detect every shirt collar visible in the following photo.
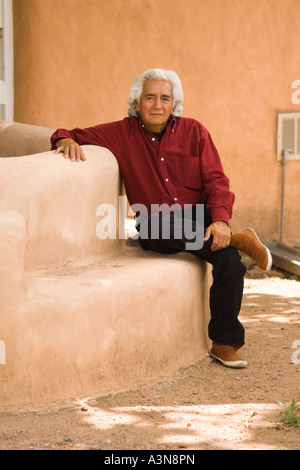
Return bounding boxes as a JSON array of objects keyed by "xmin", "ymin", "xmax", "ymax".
[{"xmin": 138, "ymin": 115, "xmax": 177, "ymax": 132}]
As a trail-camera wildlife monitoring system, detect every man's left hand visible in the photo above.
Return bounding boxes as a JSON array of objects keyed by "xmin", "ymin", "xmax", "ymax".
[{"xmin": 204, "ymin": 220, "xmax": 231, "ymax": 251}]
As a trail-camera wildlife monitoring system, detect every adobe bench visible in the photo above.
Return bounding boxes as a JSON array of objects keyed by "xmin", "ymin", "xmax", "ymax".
[{"xmin": 0, "ymin": 120, "xmax": 211, "ymax": 407}]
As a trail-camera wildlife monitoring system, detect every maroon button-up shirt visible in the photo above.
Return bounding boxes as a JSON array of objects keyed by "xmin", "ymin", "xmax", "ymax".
[{"xmin": 51, "ymin": 116, "xmax": 235, "ymax": 224}]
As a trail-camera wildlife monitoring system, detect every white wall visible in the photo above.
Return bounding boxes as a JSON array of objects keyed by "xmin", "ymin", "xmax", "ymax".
[{"xmin": 0, "ymin": 0, "xmax": 13, "ymax": 121}]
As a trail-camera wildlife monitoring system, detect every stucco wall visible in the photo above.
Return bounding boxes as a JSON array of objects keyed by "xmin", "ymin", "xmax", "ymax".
[{"xmin": 12, "ymin": 0, "xmax": 300, "ymax": 245}]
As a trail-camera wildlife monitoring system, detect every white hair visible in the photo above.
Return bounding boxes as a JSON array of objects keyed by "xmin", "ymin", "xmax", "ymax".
[{"xmin": 127, "ymin": 68, "xmax": 184, "ymax": 117}]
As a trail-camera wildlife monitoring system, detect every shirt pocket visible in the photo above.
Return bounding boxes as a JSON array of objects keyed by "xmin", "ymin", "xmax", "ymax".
[{"xmin": 169, "ymin": 155, "xmax": 202, "ymax": 190}]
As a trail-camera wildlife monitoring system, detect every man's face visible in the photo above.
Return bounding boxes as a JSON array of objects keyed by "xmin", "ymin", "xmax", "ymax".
[{"xmin": 135, "ymin": 80, "xmax": 174, "ymax": 133}]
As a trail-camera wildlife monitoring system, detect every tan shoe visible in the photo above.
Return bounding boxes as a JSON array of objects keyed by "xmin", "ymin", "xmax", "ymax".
[
  {"xmin": 230, "ymin": 227, "xmax": 272, "ymax": 271},
  {"xmin": 210, "ymin": 342, "xmax": 248, "ymax": 368}
]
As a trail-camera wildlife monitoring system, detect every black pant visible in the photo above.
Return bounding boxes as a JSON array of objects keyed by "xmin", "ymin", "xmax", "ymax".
[{"xmin": 137, "ymin": 207, "xmax": 246, "ymax": 345}]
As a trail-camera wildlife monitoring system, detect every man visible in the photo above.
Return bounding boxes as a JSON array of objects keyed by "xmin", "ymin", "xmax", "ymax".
[{"xmin": 51, "ymin": 68, "xmax": 272, "ymax": 369}]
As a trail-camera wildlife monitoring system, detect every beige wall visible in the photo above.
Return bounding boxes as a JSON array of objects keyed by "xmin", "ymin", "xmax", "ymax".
[{"xmin": 13, "ymin": 0, "xmax": 300, "ymax": 245}]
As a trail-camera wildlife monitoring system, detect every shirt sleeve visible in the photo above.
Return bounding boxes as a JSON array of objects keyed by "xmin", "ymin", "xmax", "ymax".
[
  {"xmin": 199, "ymin": 126, "xmax": 235, "ymax": 224},
  {"xmin": 50, "ymin": 120, "xmax": 126, "ymax": 155}
]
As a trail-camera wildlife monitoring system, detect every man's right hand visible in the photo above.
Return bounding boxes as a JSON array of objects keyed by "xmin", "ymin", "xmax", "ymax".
[{"xmin": 54, "ymin": 138, "xmax": 86, "ymax": 162}]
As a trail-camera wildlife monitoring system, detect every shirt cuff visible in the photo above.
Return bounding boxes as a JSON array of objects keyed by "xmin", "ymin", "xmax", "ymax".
[{"xmin": 210, "ymin": 208, "xmax": 231, "ymax": 225}]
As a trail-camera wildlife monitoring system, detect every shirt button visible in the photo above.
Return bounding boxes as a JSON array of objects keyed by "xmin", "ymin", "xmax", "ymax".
[
  {"xmin": 174, "ymin": 197, "xmax": 178, "ymax": 201},
  {"xmin": 152, "ymin": 137, "xmax": 155, "ymax": 141},
  {"xmin": 161, "ymin": 157, "xmax": 164, "ymax": 161},
  {"xmin": 165, "ymin": 178, "xmax": 169, "ymax": 182}
]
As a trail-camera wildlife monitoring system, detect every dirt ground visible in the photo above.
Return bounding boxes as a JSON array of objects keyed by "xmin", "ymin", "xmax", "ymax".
[{"xmin": 0, "ymin": 258, "xmax": 299, "ymax": 451}]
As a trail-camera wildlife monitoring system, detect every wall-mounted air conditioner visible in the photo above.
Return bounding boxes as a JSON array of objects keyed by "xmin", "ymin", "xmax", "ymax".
[{"xmin": 277, "ymin": 112, "xmax": 300, "ymax": 161}]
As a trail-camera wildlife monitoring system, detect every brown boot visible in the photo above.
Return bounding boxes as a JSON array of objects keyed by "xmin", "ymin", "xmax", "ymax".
[
  {"xmin": 230, "ymin": 227, "xmax": 272, "ymax": 271},
  {"xmin": 210, "ymin": 342, "xmax": 248, "ymax": 368}
]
